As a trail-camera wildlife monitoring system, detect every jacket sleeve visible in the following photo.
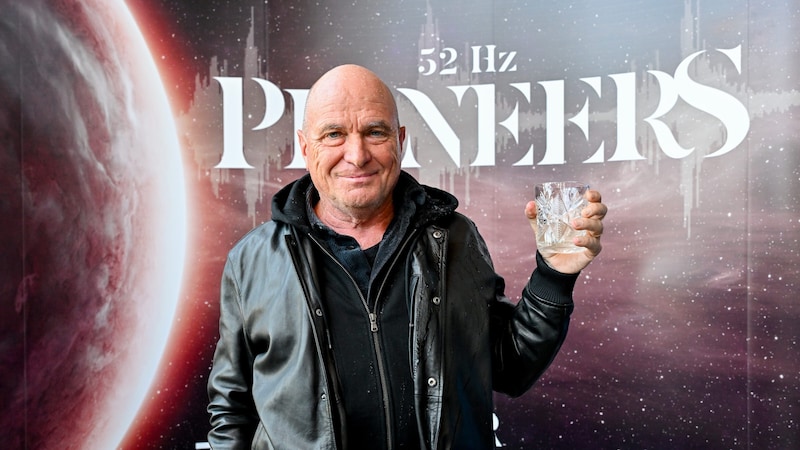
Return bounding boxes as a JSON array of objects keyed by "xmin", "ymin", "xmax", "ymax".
[
  {"xmin": 207, "ymin": 255, "xmax": 259, "ymax": 449},
  {"xmin": 490, "ymin": 251, "xmax": 577, "ymax": 397}
]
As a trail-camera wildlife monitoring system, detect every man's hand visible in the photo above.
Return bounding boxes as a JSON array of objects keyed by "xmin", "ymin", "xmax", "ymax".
[{"xmin": 525, "ymin": 189, "xmax": 607, "ymax": 274}]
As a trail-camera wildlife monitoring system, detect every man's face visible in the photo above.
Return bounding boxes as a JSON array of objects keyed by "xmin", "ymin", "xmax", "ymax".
[{"xmin": 298, "ymin": 70, "xmax": 405, "ymax": 218}]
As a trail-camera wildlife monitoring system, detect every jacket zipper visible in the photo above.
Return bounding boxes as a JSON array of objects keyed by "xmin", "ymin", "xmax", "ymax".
[{"xmin": 308, "ymin": 231, "xmax": 418, "ymax": 450}]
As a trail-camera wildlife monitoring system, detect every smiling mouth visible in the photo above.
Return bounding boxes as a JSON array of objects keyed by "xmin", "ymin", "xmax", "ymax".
[{"xmin": 340, "ymin": 172, "xmax": 377, "ymax": 182}]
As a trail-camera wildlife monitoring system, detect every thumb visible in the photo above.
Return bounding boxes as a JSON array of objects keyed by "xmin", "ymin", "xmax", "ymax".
[{"xmin": 525, "ymin": 200, "xmax": 538, "ymax": 232}]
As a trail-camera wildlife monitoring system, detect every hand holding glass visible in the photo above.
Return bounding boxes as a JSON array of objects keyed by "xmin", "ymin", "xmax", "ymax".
[{"xmin": 534, "ymin": 181, "xmax": 589, "ymax": 254}]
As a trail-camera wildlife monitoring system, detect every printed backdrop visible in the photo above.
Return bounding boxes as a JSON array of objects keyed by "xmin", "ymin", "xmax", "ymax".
[{"xmin": 1, "ymin": 0, "xmax": 798, "ymax": 448}]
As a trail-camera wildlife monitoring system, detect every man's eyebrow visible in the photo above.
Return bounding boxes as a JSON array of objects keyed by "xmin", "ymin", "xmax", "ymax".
[
  {"xmin": 364, "ymin": 120, "xmax": 394, "ymax": 131},
  {"xmin": 317, "ymin": 123, "xmax": 344, "ymax": 133},
  {"xmin": 314, "ymin": 121, "xmax": 395, "ymax": 135}
]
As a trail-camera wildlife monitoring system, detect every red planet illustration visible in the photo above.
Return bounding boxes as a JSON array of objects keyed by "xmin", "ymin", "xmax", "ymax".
[{"xmin": 0, "ymin": 0, "xmax": 187, "ymax": 448}]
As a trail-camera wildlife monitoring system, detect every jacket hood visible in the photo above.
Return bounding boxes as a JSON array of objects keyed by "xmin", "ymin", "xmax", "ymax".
[{"xmin": 270, "ymin": 171, "xmax": 459, "ymax": 231}]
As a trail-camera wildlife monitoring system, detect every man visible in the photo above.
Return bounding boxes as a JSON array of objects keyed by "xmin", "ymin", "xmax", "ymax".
[{"xmin": 207, "ymin": 64, "xmax": 607, "ymax": 449}]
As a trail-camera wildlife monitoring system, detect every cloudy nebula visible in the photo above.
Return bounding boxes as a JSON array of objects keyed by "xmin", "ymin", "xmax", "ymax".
[{"xmin": 2, "ymin": 0, "xmax": 797, "ymax": 448}]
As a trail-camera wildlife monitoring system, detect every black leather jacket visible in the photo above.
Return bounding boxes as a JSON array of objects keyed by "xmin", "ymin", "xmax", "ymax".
[{"xmin": 207, "ymin": 172, "xmax": 577, "ymax": 449}]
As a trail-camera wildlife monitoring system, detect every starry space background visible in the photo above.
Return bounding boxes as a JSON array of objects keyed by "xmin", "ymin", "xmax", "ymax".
[
  {"xmin": 122, "ymin": 0, "xmax": 799, "ymax": 448},
  {"xmin": 2, "ymin": 0, "xmax": 797, "ymax": 448}
]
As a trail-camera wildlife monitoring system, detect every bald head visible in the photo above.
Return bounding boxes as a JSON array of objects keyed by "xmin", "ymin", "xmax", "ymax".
[{"xmin": 303, "ymin": 64, "xmax": 400, "ymax": 132}]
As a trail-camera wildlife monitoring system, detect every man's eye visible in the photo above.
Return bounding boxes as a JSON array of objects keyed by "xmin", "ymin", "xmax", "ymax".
[
  {"xmin": 368, "ymin": 129, "xmax": 389, "ymax": 139},
  {"xmin": 325, "ymin": 131, "xmax": 343, "ymax": 139}
]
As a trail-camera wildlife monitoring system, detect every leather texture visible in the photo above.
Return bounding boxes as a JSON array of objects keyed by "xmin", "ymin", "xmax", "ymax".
[{"xmin": 207, "ymin": 172, "xmax": 575, "ymax": 449}]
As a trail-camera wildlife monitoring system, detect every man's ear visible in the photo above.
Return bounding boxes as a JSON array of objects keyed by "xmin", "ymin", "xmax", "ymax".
[
  {"xmin": 398, "ymin": 126, "xmax": 406, "ymax": 159},
  {"xmin": 297, "ymin": 129, "xmax": 309, "ymax": 160}
]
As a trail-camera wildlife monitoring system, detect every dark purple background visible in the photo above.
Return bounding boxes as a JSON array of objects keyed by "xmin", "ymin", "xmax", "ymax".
[{"xmin": 3, "ymin": 0, "xmax": 798, "ymax": 448}]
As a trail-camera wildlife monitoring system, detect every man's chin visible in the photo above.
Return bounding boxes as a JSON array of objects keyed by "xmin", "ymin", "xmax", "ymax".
[
  {"xmin": 342, "ymin": 197, "xmax": 382, "ymax": 212},
  {"xmin": 338, "ymin": 191, "xmax": 390, "ymax": 212}
]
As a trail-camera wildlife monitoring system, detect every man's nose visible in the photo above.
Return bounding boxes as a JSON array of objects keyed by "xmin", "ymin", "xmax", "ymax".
[{"xmin": 343, "ymin": 136, "xmax": 371, "ymax": 167}]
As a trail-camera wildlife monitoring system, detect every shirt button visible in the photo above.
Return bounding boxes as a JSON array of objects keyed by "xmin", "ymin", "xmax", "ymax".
[
  {"xmin": 315, "ymin": 308, "xmax": 323, "ymax": 317},
  {"xmin": 427, "ymin": 377, "xmax": 438, "ymax": 387},
  {"xmin": 432, "ymin": 230, "xmax": 443, "ymax": 239},
  {"xmin": 431, "ymin": 296, "xmax": 441, "ymax": 305}
]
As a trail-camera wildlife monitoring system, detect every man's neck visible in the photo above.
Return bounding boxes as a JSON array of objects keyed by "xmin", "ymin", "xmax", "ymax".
[{"xmin": 314, "ymin": 200, "xmax": 394, "ymax": 249}]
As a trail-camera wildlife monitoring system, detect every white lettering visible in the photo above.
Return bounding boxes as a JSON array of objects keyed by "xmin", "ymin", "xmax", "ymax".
[
  {"xmin": 645, "ymin": 70, "xmax": 694, "ymax": 158},
  {"xmin": 284, "ymin": 89, "xmax": 309, "ymax": 169},
  {"xmin": 608, "ymin": 72, "xmax": 646, "ymax": 161},
  {"xmin": 214, "ymin": 77, "xmax": 254, "ymax": 169},
  {"xmin": 212, "ymin": 46, "xmax": 749, "ymax": 171},
  {"xmin": 676, "ymin": 45, "xmax": 749, "ymax": 158},
  {"xmin": 538, "ymin": 80, "xmax": 566, "ymax": 165},
  {"xmin": 449, "ymin": 84, "xmax": 496, "ymax": 166},
  {"xmin": 396, "ymin": 87, "xmax": 462, "ymax": 167}
]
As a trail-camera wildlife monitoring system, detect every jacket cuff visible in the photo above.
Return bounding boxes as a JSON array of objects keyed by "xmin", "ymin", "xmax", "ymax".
[{"xmin": 525, "ymin": 251, "xmax": 579, "ymax": 306}]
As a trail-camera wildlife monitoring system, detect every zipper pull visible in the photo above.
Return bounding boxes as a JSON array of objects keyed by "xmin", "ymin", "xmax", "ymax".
[{"xmin": 369, "ymin": 313, "xmax": 378, "ymax": 332}]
